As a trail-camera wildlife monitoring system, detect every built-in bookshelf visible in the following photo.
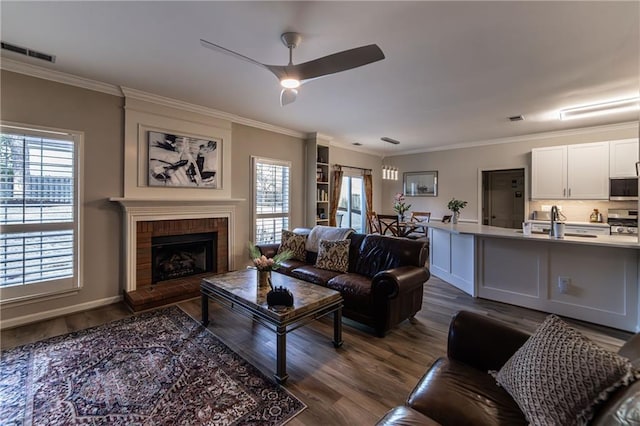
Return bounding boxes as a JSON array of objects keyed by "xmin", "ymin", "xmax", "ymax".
[
  {"xmin": 306, "ymin": 134, "xmax": 332, "ymax": 227},
  {"xmin": 315, "ymin": 145, "xmax": 330, "ymax": 225}
]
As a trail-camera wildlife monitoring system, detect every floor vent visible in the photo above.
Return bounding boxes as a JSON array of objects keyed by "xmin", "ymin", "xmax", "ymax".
[{"xmin": 1, "ymin": 41, "xmax": 56, "ymax": 63}]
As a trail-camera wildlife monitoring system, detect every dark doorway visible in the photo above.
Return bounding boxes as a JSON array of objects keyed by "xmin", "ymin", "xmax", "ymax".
[{"xmin": 482, "ymin": 169, "xmax": 525, "ymax": 229}]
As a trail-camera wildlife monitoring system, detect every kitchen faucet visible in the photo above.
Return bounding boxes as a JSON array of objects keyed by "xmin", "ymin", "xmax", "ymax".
[{"xmin": 550, "ymin": 205, "xmax": 559, "ymax": 237}]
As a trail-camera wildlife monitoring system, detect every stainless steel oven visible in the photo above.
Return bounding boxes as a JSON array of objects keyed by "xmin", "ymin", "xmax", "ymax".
[
  {"xmin": 609, "ymin": 178, "xmax": 638, "ymax": 201},
  {"xmin": 608, "ymin": 209, "xmax": 638, "ymax": 235}
]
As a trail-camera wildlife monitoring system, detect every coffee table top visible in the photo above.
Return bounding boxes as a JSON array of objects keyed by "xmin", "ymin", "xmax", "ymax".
[{"xmin": 201, "ymin": 269, "xmax": 342, "ymax": 321}]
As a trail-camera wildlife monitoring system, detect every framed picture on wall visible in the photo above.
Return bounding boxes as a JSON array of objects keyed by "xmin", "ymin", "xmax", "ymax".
[
  {"xmin": 148, "ymin": 131, "xmax": 221, "ymax": 188},
  {"xmin": 404, "ymin": 171, "xmax": 438, "ymax": 197}
]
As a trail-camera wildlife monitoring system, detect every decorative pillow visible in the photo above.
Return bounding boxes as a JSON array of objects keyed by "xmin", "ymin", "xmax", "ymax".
[
  {"xmin": 315, "ymin": 239, "xmax": 350, "ymax": 273},
  {"xmin": 277, "ymin": 230, "xmax": 306, "ymax": 261},
  {"xmin": 490, "ymin": 314, "xmax": 639, "ymax": 426}
]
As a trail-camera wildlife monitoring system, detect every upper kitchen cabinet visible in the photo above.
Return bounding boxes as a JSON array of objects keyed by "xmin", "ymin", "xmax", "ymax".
[
  {"xmin": 531, "ymin": 145, "xmax": 567, "ymax": 199},
  {"xmin": 531, "ymin": 142, "xmax": 609, "ymax": 200},
  {"xmin": 609, "ymin": 139, "xmax": 639, "ymax": 178}
]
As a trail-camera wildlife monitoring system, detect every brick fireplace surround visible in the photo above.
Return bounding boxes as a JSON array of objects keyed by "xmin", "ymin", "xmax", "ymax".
[
  {"xmin": 126, "ymin": 218, "xmax": 229, "ymax": 311},
  {"xmin": 110, "ymin": 199, "xmax": 237, "ymax": 312}
]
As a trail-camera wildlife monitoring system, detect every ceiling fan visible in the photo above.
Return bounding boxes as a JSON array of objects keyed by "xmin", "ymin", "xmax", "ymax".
[{"xmin": 200, "ymin": 32, "xmax": 385, "ymax": 106}]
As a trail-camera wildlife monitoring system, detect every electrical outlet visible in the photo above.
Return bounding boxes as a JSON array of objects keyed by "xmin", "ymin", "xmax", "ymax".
[{"xmin": 558, "ymin": 276, "xmax": 571, "ymax": 294}]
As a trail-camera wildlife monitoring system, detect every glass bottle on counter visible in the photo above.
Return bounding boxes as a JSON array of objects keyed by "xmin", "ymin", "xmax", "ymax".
[{"xmin": 589, "ymin": 209, "xmax": 603, "ymax": 223}]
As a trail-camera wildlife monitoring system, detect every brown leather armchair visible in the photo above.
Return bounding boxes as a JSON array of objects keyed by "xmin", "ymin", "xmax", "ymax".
[{"xmin": 377, "ymin": 311, "xmax": 640, "ymax": 425}]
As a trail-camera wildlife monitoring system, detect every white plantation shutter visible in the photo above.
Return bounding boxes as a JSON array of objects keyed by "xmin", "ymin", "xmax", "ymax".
[
  {"xmin": 1, "ymin": 126, "xmax": 81, "ymax": 302},
  {"xmin": 253, "ymin": 158, "xmax": 291, "ymax": 244}
]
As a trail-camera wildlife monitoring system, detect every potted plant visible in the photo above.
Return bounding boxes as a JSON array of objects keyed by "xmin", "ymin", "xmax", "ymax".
[
  {"xmin": 393, "ymin": 193, "xmax": 412, "ymax": 222},
  {"xmin": 447, "ymin": 198, "xmax": 468, "ymax": 224},
  {"xmin": 248, "ymin": 243, "xmax": 292, "ymax": 290}
]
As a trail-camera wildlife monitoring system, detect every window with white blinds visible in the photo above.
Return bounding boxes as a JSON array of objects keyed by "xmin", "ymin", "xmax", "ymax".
[
  {"xmin": 253, "ymin": 157, "xmax": 291, "ymax": 244},
  {"xmin": 1, "ymin": 126, "xmax": 81, "ymax": 303}
]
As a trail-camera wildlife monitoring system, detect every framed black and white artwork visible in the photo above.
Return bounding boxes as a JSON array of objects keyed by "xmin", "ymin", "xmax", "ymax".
[
  {"xmin": 148, "ymin": 131, "xmax": 221, "ymax": 188},
  {"xmin": 403, "ymin": 171, "xmax": 438, "ymax": 197}
]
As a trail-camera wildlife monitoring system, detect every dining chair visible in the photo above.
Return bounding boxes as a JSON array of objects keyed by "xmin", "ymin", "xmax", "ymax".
[
  {"xmin": 406, "ymin": 211, "xmax": 431, "ymax": 239},
  {"xmin": 368, "ymin": 211, "xmax": 382, "ymax": 234},
  {"xmin": 376, "ymin": 214, "xmax": 400, "ymax": 236}
]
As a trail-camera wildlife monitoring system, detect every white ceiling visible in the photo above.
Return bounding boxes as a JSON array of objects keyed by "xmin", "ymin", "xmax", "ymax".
[{"xmin": 1, "ymin": 1, "xmax": 639, "ymax": 154}]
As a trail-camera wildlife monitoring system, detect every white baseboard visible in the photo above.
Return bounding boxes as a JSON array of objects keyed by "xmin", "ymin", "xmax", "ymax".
[{"xmin": 0, "ymin": 296, "xmax": 123, "ymax": 330}]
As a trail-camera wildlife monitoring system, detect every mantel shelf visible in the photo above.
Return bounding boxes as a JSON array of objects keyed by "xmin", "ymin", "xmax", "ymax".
[{"xmin": 109, "ymin": 197, "xmax": 245, "ymax": 207}]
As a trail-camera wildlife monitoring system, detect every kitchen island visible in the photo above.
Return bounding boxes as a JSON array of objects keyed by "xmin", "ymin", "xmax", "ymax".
[{"xmin": 427, "ymin": 222, "xmax": 640, "ymax": 332}]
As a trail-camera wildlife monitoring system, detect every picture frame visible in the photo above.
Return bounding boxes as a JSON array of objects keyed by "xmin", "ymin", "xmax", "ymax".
[
  {"xmin": 148, "ymin": 131, "xmax": 221, "ymax": 188},
  {"xmin": 403, "ymin": 171, "xmax": 438, "ymax": 197}
]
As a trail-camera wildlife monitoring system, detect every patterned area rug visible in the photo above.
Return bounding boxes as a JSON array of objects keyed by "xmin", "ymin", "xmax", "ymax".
[{"xmin": 0, "ymin": 306, "xmax": 306, "ymax": 425}]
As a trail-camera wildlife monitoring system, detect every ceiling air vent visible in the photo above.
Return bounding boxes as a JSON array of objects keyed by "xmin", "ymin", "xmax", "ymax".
[
  {"xmin": 1, "ymin": 41, "xmax": 56, "ymax": 63},
  {"xmin": 508, "ymin": 115, "xmax": 524, "ymax": 122}
]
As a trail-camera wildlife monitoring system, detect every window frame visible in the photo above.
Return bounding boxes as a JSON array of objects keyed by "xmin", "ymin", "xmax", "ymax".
[
  {"xmin": 337, "ymin": 172, "xmax": 365, "ymax": 232},
  {"xmin": 251, "ymin": 156, "xmax": 291, "ymax": 244},
  {"xmin": 0, "ymin": 122, "xmax": 83, "ymax": 304}
]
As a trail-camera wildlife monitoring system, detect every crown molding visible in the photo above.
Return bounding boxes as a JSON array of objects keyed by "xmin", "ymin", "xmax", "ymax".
[
  {"xmin": 120, "ymin": 86, "xmax": 306, "ymax": 139},
  {"xmin": 396, "ymin": 121, "xmax": 640, "ymax": 156},
  {"xmin": 1, "ymin": 57, "xmax": 306, "ymax": 139},
  {"xmin": 0, "ymin": 57, "xmax": 123, "ymax": 96}
]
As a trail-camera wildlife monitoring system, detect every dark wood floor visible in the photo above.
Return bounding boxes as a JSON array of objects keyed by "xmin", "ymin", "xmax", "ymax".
[{"xmin": 1, "ymin": 276, "xmax": 632, "ymax": 425}]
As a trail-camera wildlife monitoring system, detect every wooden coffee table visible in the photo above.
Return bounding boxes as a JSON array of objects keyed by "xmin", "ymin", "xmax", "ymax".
[{"xmin": 201, "ymin": 269, "xmax": 343, "ymax": 384}]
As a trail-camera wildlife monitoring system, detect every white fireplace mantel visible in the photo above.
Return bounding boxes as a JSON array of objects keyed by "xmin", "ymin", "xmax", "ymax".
[{"xmin": 110, "ymin": 197, "xmax": 242, "ymax": 292}]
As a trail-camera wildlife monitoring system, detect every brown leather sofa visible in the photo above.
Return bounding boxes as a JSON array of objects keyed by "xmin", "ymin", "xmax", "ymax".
[
  {"xmin": 257, "ymin": 233, "xmax": 430, "ymax": 336},
  {"xmin": 376, "ymin": 311, "xmax": 640, "ymax": 425}
]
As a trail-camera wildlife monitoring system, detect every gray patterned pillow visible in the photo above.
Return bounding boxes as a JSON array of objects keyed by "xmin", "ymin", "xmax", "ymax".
[
  {"xmin": 491, "ymin": 315, "xmax": 639, "ymax": 426},
  {"xmin": 315, "ymin": 239, "xmax": 350, "ymax": 273},
  {"xmin": 277, "ymin": 230, "xmax": 306, "ymax": 261}
]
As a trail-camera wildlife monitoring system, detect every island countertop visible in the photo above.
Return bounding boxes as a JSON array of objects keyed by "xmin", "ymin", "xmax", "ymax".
[{"xmin": 426, "ymin": 221, "xmax": 640, "ymax": 249}]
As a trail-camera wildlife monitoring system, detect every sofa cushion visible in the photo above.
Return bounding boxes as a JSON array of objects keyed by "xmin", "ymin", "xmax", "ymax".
[
  {"xmin": 305, "ymin": 225, "xmax": 354, "ymax": 252},
  {"xmin": 327, "ymin": 273, "xmax": 372, "ymax": 313},
  {"xmin": 407, "ymin": 357, "xmax": 527, "ymax": 426},
  {"xmin": 274, "ymin": 259, "xmax": 307, "ymax": 275},
  {"xmin": 277, "ymin": 229, "xmax": 307, "ymax": 261},
  {"xmin": 355, "ymin": 235, "xmax": 426, "ymax": 278},
  {"xmin": 491, "ymin": 314, "xmax": 640, "ymax": 426},
  {"xmin": 291, "ymin": 265, "xmax": 341, "ymax": 286},
  {"xmin": 315, "ymin": 239, "xmax": 350, "ymax": 273}
]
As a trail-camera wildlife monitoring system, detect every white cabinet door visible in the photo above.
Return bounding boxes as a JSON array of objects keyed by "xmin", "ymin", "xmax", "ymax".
[
  {"xmin": 610, "ymin": 139, "xmax": 639, "ymax": 178},
  {"xmin": 567, "ymin": 142, "xmax": 609, "ymax": 199},
  {"xmin": 531, "ymin": 146, "xmax": 567, "ymax": 199}
]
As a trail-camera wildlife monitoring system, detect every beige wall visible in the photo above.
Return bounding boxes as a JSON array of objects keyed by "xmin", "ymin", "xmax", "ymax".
[
  {"xmin": 384, "ymin": 124, "xmax": 639, "ymax": 222},
  {"xmin": 0, "ymin": 71, "xmax": 311, "ymax": 325},
  {"xmin": 231, "ymin": 123, "xmax": 305, "ymax": 257},
  {"xmin": 1, "ymin": 70, "xmax": 125, "ymax": 321}
]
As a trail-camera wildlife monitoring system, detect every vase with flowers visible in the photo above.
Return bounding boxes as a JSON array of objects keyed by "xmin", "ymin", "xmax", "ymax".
[
  {"xmin": 447, "ymin": 198, "xmax": 468, "ymax": 224},
  {"xmin": 248, "ymin": 243, "xmax": 293, "ymax": 290},
  {"xmin": 393, "ymin": 193, "xmax": 412, "ymax": 223}
]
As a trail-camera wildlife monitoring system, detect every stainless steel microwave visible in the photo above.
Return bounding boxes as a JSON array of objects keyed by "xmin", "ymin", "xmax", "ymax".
[{"xmin": 609, "ymin": 178, "xmax": 639, "ymax": 200}]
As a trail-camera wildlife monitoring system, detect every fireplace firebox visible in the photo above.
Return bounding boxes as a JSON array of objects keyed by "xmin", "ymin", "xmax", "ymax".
[{"xmin": 151, "ymin": 232, "xmax": 217, "ymax": 284}]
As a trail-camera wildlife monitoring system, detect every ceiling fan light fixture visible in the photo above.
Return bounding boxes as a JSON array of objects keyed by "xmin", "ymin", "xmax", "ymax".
[
  {"xmin": 280, "ymin": 88, "xmax": 298, "ymax": 106},
  {"xmin": 559, "ymin": 97, "xmax": 640, "ymax": 121},
  {"xmin": 280, "ymin": 78, "xmax": 301, "ymax": 89}
]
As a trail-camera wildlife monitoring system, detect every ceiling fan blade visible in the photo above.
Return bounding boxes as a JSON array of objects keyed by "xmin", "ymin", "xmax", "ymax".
[
  {"xmin": 280, "ymin": 88, "xmax": 298, "ymax": 106},
  {"xmin": 291, "ymin": 44, "xmax": 385, "ymax": 81},
  {"xmin": 200, "ymin": 39, "xmax": 269, "ymax": 71}
]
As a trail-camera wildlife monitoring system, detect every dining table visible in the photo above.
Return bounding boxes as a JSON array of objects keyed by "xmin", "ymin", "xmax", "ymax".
[{"xmin": 377, "ymin": 215, "xmax": 429, "ymax": 238}]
